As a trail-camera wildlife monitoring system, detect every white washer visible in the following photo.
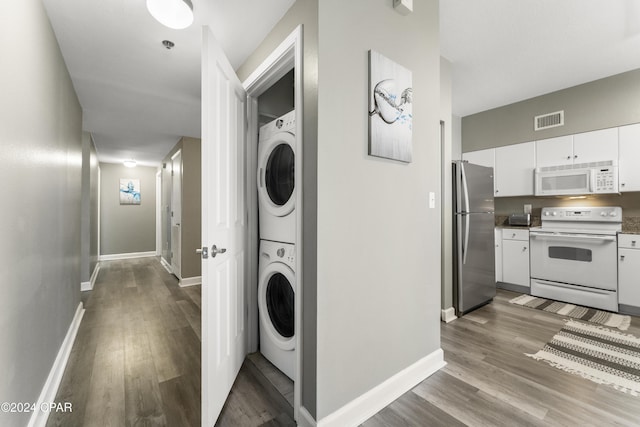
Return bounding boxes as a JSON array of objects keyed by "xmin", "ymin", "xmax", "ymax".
[
  {"xmin": 258, "ymin": 239, "xmax": 295, "ymax": 379},
  {"xmin": 258, "ymin": 110, "xmax": 296, "ymax": 244}
]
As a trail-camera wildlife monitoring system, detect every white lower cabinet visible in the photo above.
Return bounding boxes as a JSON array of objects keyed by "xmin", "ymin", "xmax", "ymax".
[
  {"xmin": 501, "ymin": 229, "xmax": 530, "ymax": 288},
  {"xmin": 618, "ymin": 234, "xmax": 640, "ymax": 309},
  {"xmin": 495, "ymin": 228, "xmax": 502, "ymax": 282}
]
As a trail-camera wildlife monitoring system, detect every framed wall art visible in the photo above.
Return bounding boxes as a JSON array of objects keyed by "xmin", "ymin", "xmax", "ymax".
[
  {"xmin": 368, "ymin": 50, "xmax": 413, "ymax": 163},
  {"xmin": 119, "ymin": 178, "xmax": 141, "ymax": 205}
]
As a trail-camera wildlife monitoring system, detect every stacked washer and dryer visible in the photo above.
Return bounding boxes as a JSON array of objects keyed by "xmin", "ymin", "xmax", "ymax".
[{"xmin": 257, "ymin": 110, "xmax": 297, "ymax": 380}]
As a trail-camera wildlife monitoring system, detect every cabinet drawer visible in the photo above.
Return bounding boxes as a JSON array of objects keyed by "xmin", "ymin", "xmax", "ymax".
[
  {"xmin": 618, "ymin": 234, "xmax": 640, "ymax": 249},
  {"xmin": 502, "ymin": 228, "xmax": 529, "ymax": 241}
]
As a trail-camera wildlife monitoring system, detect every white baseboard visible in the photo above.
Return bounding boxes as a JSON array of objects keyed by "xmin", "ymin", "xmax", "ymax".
[
  {"xmin": 179, "ymin": 276, "xmax": 202, "ymax": 287},
  {"xmin": 298, "ymin": 406, "xmax": 317, "ymax": 427},
  {"xmin": 317, "ymin": 348, "xmax": 446, "ymax": 427},
  {"xmin": 81, "ymin": 264, "xmax": 101, "ymax": 292},
  {"xmin": 99, "ymin": 251, "xmax": 156, "ymax": 261},
  {"xmin": 160, "ymin": 257, "xmax": 172, "ymax": 273},
  {"xmin": 27, "ymin": 302, "xmax": 85, "ymax": 427},
  {"xmin": 441, "ymin": 307, "xmax": 457, "ymax": 323}
]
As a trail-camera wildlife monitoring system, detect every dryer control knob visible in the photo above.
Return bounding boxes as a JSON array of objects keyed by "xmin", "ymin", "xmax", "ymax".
[{"xmin": 277, "ymin": 248, "xmax": 285, "ymax": 257}]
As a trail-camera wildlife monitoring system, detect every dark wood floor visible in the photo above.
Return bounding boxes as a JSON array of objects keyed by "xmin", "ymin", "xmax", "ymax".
[
  {"xmin": 47, "ymin": 257, "xmax": 201, "ymax": 427},
  {"xmin": 48, "ymin": 260, "xmax": 640, "ymax": 426},
  {"xmin": 363, "ymin": 289, "xmax": 640, "ymax": 426}
]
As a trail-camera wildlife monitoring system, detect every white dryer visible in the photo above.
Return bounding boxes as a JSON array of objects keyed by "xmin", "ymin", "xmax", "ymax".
[
  {"xmin": 258, "ymin": 239, "xmax": 295, "ymax": 379},
  {"xmin": 258, "ymin": 110, "xmax": 296, "ymax": 244}
]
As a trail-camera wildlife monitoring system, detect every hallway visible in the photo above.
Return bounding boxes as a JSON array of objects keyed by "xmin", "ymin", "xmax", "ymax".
[{"xmin": 46, "ymin": 258, "xmax": 201, "ymax": 427}]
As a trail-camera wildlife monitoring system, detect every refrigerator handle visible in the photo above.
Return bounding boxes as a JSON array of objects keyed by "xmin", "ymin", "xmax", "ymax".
[
  {"xmin": 462, "ymin": 213, "xmax": 469, "ymax": 265},
  {"xmin": 460, "ymin": 162, "xmax": 470, "ymax": 214}
]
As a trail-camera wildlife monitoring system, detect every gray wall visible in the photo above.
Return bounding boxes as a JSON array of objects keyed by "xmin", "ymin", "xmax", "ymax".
[
  {"xmin": 80, "ymin": 132, "xmax": 100, "ymax": 283},
  {"xmin": 258, "ymin": 69, "xmax": 295, "ymax": 125},
  {"xmin": 462, "ymin": 68, "xmax": 640, "ymax": 152},
  {"xmin": 99, "ymin": 163, "xmax": 157, "ymax": 255},
  {"xmin": 237, "ymin": 0, "xmax": 319, "ymax": 417},
  {"xmin": 315, "ymin": 0, "xmax": 441, "ymax": 419},
  {"xmin": 0, "ymin": 1, "xmax": 82, "ymax": 425},
  {"xmin": 161, "ymin": 137, "xmax": 202, "ymax": 279}
]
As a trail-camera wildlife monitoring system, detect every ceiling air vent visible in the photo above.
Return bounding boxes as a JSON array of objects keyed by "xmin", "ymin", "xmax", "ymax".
[{"xmin": 534, "ymin": 110, "xmax": 564, "ymax": 131}]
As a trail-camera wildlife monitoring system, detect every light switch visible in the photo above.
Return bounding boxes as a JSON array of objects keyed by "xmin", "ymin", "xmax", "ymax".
[{"xmin": 429, "ymin": 192, "xmax": 435, "ymax": 209}]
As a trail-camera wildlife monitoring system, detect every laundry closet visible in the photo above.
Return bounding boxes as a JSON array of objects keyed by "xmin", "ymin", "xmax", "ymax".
[{"xmin": 251, "ymin": 69, "xmax": 298, "ymax": 395}]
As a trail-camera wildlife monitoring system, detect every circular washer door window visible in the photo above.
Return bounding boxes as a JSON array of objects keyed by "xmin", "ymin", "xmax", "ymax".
[
  {"xmin": 265, "ymin": 143, "xmax": 295, "ymax": 207},
  {"xmin": 266, "ymin": 272, "xmax": 294, "ymax": 338}
]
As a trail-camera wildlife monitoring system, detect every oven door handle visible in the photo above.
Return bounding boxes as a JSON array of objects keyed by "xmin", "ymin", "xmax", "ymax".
[{"xmin": 529, "ymin": 232, "xmax": 617, "ymax": 242}]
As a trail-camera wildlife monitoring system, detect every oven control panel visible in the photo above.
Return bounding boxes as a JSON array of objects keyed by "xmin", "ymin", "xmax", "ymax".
[{"xmin": 541, "ymin": 206, "xmax": 622, "ymax": 222}]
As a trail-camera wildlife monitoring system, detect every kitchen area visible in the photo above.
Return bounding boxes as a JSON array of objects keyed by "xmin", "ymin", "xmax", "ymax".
[{"xmin": 460, "ymin": 122, "xmax": 640, "ymax": 318}]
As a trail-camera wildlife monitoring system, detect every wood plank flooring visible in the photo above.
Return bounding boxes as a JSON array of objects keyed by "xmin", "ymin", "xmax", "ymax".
[
  {"xmin": 48, "ymin": 260, "xmax": 640, "ymax": 426},
  {"xmin": 46, "ymin": 257, "xmax": 201, "ymax": 427},
  {"xmin": 363, "ymin": 289, "xmax": 640, "ymax": 426}
]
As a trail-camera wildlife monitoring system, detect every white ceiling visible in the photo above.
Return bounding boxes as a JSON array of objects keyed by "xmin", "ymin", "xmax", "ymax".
[
  {"xmin": 42, "ymin": 0, "xmax": 295, "ymax": 167},
  {"xmin": 42, "ymin": 0, "xmax": 640, "ymax": 165},
  {"xmin": 441, "ymin": 0, "xmax": 640, "ymax": 117}
]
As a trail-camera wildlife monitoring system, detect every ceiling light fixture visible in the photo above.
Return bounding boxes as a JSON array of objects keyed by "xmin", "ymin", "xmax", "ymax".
[
  {"xmin": 146, "ymin": 0, "xmax": 194, "ymax": 30},
  {"xmin": 123, "ymin": 159, "xmax": 137, "ymax": 168}
]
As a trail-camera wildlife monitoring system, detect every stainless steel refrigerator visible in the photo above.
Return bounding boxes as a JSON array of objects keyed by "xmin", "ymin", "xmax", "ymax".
[{"xmin": 452, "ymin": 161, "xmax": 496, "ymax": 316}]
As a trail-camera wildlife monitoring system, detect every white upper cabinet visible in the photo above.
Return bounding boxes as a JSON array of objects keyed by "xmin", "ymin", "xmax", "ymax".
[
  {"xmin": 572, "ymin": 128, "xmax": 618, "ymax": 164},
  {"xmin": 536, "ymin": 128, "xmax": 618, "ymax": 168},
  {"xmin": 495, "ymin": 141, "xmax": 536, "ymax": 197},
  {"xmin": 462, "ymin": 148, "xmax": 496, "ymax": 194},
  {"xmin": 619, "ymin": 123, "xmax": 640, "ymax": 192},
  {"xmin": 535, "ymin": 135, "xmax": 573, "ymax": 167},
  {"xmin": 462, "ymin": 148, "xmax": 495, "ymax": 169}
]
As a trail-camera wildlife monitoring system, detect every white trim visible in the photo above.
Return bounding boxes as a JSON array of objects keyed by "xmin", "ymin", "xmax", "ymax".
[
  {"xmin": 316, "ymin": 349, "xmax": 446, "ymax": 427},
  {"xmin": 243, "ymin": 24, "xmax": 304, "ymax": 423},
  {"xmin": 298, "ymin": 406, "xmax": 317, "ymax": 427},
  {"xmin": 179, "ymin": 276, "xmax": 202, "ymax": 287},
  {"xmin": 99, "ymin": 251, "xmax": 157, "ymax": 261},
  {"xmin": 156, "ymin": 170, "xmax": 162, "ymax": 256},
  {"xmin": 27, "ymin": 302, "xmax": 85, "ymax": 427},
  {"xmin": 441, "ymin": 307, "xmax": 457, "ymax": 323},
  {"xmin": 160, "ymin": 257, "xmax": 172, "ymax": 273},
  {"xmin": 81, "ymin": 264, "xmax": 101, "ymax": 291}
]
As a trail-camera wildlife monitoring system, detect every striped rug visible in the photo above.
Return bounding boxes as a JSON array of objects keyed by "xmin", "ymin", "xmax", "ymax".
[
  {"xmin": 510, "ymin": 294, "xmax": 631, "ymax": 331},
  {"xmin": 527, "ymin": 320, "xmax": 640, "ymax": 396}
]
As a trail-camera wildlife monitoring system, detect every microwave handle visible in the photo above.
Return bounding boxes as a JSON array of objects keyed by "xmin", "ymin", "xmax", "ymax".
[{"xmin": 589, "ymin": 169, "xmax": 594, "ymax": 192}]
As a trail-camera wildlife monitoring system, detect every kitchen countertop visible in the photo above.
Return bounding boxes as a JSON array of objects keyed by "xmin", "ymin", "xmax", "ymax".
[
  {"xmin": 494, "ymin": 215, "xmax": 640, "ymax": 234},
  {"xmin": 495, "ymin": 215, "xmax": 541, "ymax": 228},
  {"xmin": 622, "ymin": 217, "xmax": 640, "ymax": 234}
]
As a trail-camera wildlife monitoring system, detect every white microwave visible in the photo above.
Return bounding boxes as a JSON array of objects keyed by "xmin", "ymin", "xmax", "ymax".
[{"xmin": 534, "ymin": 160, "xmax": 619, "ymax": 196}]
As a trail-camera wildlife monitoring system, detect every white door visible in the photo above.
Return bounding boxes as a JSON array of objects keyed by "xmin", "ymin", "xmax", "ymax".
[
  {"xmin": 171, "ymin": 150, "xmax": 182, "ymax": 277},
  {"xmin": 201, "ymin": 25, "xmax": 248, "ymax": 426}
]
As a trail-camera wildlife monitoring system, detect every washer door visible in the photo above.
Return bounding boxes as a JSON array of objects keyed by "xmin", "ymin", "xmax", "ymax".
[
  {"xmin": 258, "ymin": 131, "xmax": 295, "ymax": 217},
  {"xmin": 258, "ymin": 262, "xmax": 295, "ymax": 350}
]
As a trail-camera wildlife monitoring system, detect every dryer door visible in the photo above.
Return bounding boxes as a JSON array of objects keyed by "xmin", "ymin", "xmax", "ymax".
[
  {"xmin": 258, "ymin": 262, "xmax": 295, "ymax": 350},
  {"xmin": 257, "ymin": 131, "xmax": 295, "ymax": 217}
]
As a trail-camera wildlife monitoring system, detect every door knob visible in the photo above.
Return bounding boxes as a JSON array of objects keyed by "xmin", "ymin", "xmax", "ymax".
[
  {"xmin": 211, "ymin": 245, "xmax": 227, "ymax": 257},
  {"xmin": 196, "ymin": 246, "xmax": 208, "ymax": 259}
]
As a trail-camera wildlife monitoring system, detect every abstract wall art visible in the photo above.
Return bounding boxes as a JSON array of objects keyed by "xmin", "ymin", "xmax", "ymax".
[
  {"xmin": 119, "ymin": 178, "xmax": 141, "ymax": 205},
  {"xmin": 368, "ymin": 50, "xmax": 413, "ymax": 163}
]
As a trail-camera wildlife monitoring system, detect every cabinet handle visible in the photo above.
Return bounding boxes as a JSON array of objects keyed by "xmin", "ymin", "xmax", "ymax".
[
  {"xmin": 522, "ymin": 246, "xmax": 527, "ymax": 252},
  {"xmin": 632, "ymin": 241, "xmax": 637, "ymax": 246},
  {"xmin": 622, "ymin": 183, "xmax": 626, "ymax": 187},
  {"xmin": 621, "ymin": 255, "xmax": 625, "ymax": 261},
  {"xmin": 574, "ymin": 155, "xmax": 578, "ymax": 159},
  {"xmin": 566, "ymin": 156, "xmax": 571, "ymax": 160},
  {"xmin": 512, "ymin": 233, "xmax": 516, "ymax": 238}
]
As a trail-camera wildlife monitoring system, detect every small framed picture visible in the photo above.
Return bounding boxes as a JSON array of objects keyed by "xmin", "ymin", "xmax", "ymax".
[{"xmin": 119, "ymin": 178, "xmax": 141, "ymax": 205}]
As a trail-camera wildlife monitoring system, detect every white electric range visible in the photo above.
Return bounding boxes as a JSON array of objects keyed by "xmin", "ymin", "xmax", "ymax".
[{"xmin": 529, "ymin": 206, "xmax": 621, "ymax": 312}]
